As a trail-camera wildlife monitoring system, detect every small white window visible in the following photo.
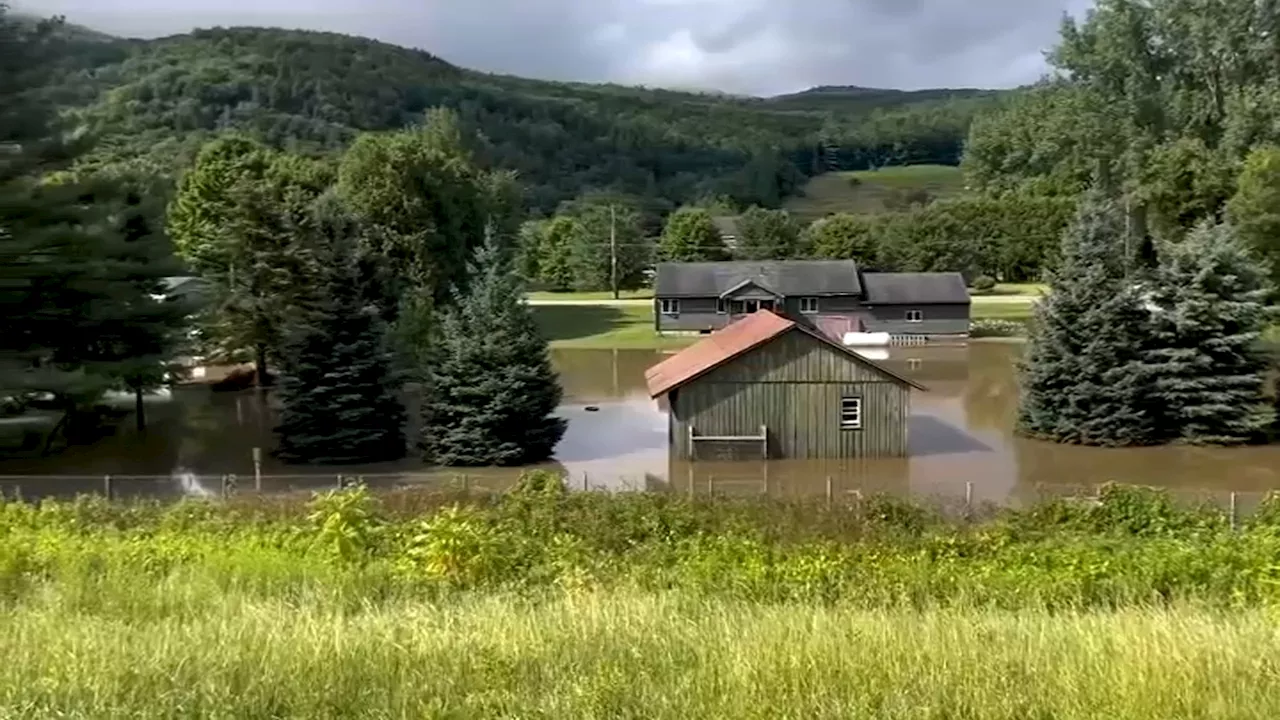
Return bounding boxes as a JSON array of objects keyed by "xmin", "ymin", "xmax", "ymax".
[
  {"xmin": 715, "ymin": 298, "xmax": 727, "ymax": 314},
  {"xmin": 799, "ymin": 297, "xmax": 819, "ymax": 314},
  {"xmin": 905, "ymin": 309, "xmax": 924, "ymax": 323},
  {"xmin": 907, "ymin": 358, "xmax": 923, "ymax": 370},
  {"xmin": 840, "ymin": 397, "xmax": 862, "ymax": 430},
  {"xmin": 660, "ymin": 298, "xmax": 680, "ymax": 315}
]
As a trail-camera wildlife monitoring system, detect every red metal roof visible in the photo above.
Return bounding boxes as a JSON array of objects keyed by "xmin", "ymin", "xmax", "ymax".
[
  {"xmin": 644, "ymin": 309, "xmax": 927, "ymax": 398},
  {"xmin": 645, "ymin": 310, "xmax": 795, "ymax": 398}
]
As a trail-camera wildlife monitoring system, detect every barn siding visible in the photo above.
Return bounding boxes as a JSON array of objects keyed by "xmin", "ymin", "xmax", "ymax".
[{"xmin": 670, "ymin": 328, "xmax": 911, "ymax": 459}]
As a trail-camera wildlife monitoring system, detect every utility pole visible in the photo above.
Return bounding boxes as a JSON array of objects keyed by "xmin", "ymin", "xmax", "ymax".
[{"xmin": 610, "ymin": 204, "xmax": 619, "ymax": 300}]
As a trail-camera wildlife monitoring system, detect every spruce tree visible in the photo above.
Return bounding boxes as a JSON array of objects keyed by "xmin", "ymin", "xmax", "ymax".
[
  {"xmin": 1145, "ymin": 222, "xmax": 1276, "ymax": 444},
  {"xmin": 421, "ymin": 232, "xmax": 567, "ymax": 466},
  {"xmin": 1017, "ymin": 191, "xmax": 1161, "ymax": 446},
  {"xmin": 274, "ymin": 199, "xmax": 405, "ymax": 464}
]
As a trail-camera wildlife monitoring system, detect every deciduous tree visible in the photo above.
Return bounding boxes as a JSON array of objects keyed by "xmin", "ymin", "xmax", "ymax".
[
  {"xmin": 1227, "ymin": 145, "xmax": 1280, "ymax": 287},
  {"xmin": 658, "ymin": 206, "xmax": 729, "ymax": 262},
  {"xmin": 734, "ymin": 206, "xmax": 802, "ymax": 261}
]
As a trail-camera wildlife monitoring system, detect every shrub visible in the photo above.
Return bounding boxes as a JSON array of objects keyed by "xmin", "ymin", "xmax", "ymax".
[
  {"xmin": 971, "ymin": 275, "xmax": 997, "ymax": 292},
  {"xmin": 969, "ymin": 319, "xmax": 1025, "ymax": 338}
]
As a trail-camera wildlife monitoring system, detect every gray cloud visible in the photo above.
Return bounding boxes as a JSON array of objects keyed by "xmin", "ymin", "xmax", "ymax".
[{"xmin": 22, "ymin": 0, "xmax": 1094, "ymax": 95}]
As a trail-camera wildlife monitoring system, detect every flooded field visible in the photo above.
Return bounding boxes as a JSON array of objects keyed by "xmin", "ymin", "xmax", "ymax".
[{"xmin": 2, "ymin": 343, "xmax": 1279, "ymax": 505}]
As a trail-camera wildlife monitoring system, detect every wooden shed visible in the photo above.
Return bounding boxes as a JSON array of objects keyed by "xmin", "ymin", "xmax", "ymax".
[{"xmin": 645, "ymin": 310, "xmax": 926, "ymax": 460}]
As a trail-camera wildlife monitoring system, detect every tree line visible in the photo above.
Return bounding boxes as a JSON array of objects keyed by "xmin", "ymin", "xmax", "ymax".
[
  {"xmin": 962, "ymin": 0, "xmax": 1280, "ymax": 286},
  {"xmin": 2, "ymin": 7, "xmax": 567, "ymax": 467},
  {"xmin": 977, "ymin": 0, "xmax": 1280, "ymax": 446},
  {"xmin": 517, "ymin": 189, "xmax": 1077, "ymax": 293}
]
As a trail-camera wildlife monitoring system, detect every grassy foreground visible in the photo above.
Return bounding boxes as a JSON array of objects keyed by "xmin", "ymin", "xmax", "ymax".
[
  {"xmin": 4, "ymin": 481, "xmax": 1280, "ymax": 717},
  {"xmin": 3, "ymin": 592, "xmax": 1277, "ymax": 719}
]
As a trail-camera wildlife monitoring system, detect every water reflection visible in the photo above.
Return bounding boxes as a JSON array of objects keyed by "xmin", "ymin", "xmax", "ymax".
[{"xmin": 2, "ymin": 343, "xmax": 1279, "ymax": 505}]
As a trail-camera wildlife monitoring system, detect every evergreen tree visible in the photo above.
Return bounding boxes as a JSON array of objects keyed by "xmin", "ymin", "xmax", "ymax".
[
  {"xmin": 1017, "ymin": 192, "xmax": 1161, "ymax": 446},
  {"xmin": 85, "ymin": 169, "xmax": 193, "ymax": 431},
  {"xmin": 168, "ymin": 138, "xmax": 331, "ymax": 383},
  {"xmin": 274, "ymin": 199, "xmax": 405, "ymax": 464},
  {"xmin": 658, "ymin": 206, "xmax": 729, "ymax": 262},
  {"xmin": 421, "ymin": 233, "xmax": 567, "ymax": 466},
  {"xmin": 1, "ymin": 9, "xmax": 190, "ymax": 444},
  {"xmin": 1144, "ymin": 222, "xmax": 1276, "ymax": 444}
]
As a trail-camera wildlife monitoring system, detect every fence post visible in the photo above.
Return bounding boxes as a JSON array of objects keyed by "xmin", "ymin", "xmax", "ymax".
[
  {"xmin": 336, "ymin": 474, "xmax": 344, "ymax": 490},
  {"xmin": 582, "ymin": 471, "xmax": 589, "ymax": 492},
  {"xmin": 461, "ymin": 474, "xmax": 469, "ymax": 494},
  {"xmin": 252, "ymin": 447, "xmax": 262, "ymax": 492},
  {"xmin": 965, "ymin": 481, "xmax": 974, "ymax": 518},
  {"xmin": 825, "ymin": 476, "xmax": 833, "ymax": 507},
  {"xmin": 707, "ymin": 474, "xmax": 715, "ymax": 497},
  {"xmin": 1230, "ymin": 492, "xmax": 1239, "ymax": 532},
  {"xmin": 103, "ymin": 474, "xmax": 113, "ymax": 501}
]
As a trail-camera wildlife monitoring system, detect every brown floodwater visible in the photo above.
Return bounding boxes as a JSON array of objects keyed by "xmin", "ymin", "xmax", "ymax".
[{"xmin": 2, "ymin": 343, "xmax": 1279, "ymax": 506}]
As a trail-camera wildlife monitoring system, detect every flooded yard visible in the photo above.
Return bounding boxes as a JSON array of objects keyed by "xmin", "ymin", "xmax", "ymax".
[{"xmin": 2, "ymin": 343, "xmax": 1279, "ymax": 505}]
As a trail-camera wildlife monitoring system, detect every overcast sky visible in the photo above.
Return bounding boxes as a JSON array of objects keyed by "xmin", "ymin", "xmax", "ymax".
[{"xmin": 22, "ymin": 0, "xmax": 1094, "ymax": 96}]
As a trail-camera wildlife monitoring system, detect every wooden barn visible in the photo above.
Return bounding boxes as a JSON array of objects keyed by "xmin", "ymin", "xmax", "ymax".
[{"xmin": 645, "ymin": 310, "xmax": 926, "ymax": 461}]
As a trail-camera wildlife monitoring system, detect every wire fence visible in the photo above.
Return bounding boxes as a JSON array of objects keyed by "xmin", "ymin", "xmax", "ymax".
[{"xmin": 0, "ymin": 471, "xmax": 1274, "ymax": 526}]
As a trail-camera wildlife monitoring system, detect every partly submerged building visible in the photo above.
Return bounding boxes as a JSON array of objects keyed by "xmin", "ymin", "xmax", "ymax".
[{"xmin": 645, "ymin": 310, "xmax": 926, "ymax": 460}]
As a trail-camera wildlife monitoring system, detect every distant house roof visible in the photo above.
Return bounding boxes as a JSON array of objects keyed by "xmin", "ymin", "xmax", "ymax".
[
  {"xmin": 644, "ymin": 310, "xmax": 927, "ymax": 398},
  {"xmin": 654, "ymin": 260, "xmax": 862, "ymax": 298},
  {"xmin": 860, "ymin": 272, "xmax": 970, "ymax": 305}
]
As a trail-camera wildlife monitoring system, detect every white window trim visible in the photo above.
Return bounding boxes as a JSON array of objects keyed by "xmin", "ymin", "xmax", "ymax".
[
  {"xmin": 840, "ymin": 397, "xmax": 862, "ymax": 430},
  {"xmin": 799, "ymin": 297, "xmax": 819, "ymax": 314},
  {"xmin": 715, "ymin": 298, "xmax": 727, "ymax": 314},
  {"xmin": 905, "ymin": 309, "xmax": 924, "ymax": 323},
  {"xmin": 660, "ymin": 298, "xmax": 680, "ymax": 316}
]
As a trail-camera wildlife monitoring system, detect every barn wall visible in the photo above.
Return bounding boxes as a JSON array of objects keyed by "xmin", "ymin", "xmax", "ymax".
[{"xmin": 669, "ymin": 329, "xmax": 910, "ymax": 459}]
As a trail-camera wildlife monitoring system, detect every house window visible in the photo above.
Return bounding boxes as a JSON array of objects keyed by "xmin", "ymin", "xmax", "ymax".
[
  {"xmin": 799, "ymin": 297, "xmax": 819, "ymax": 314},
  {"xmin": 905, "ymin": 309, "xmax": 924, "ymax": 323},
  {"xmin": 907, "ymin": 358, "xmax": 923, "ymax": 371},
  {"xmin": 840, "ymin": 397, "xmax": 862, "ymax": 430},
  {"xmin": 660, "ymin": 298, "xmax": 680, "ymax": 315},
  {"xmin": 716, "ymin": 298, "xmax": 727, "ymax": 314}
]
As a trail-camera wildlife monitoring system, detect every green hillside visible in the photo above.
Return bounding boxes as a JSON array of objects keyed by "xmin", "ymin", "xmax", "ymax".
[
  {"xmin": 784, "ymin": 165, "xmax": 968, "ymax": 223},
  {"xmin": 28, "ymin": 23, "xmax": 1000, "ymax": 213}
]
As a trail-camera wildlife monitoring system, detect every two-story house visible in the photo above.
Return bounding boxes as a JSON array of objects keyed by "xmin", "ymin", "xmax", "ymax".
[{"xmin": 652, "ymin": 260, "xmax": 970, "ymax": 340}]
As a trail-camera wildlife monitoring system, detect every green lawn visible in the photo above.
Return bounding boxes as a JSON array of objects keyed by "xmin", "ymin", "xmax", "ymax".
[
  {"xmin": 533, "ymin": 303, "xmax": 693, "ymax": 349},
  {"xmin": 785, "ymin": 164, "xmax": 967, "ymax": 224},
  {"xmin": 528, "ymin": 288, "xmax": 654, "ymax": 301},
  {"xmin": 534, "ymin": 299, "xmax": 1036, "ymax": 348}
]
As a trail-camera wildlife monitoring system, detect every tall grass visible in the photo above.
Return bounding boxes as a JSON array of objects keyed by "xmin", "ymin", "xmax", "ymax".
[
  {"xmin": 1, "ymin": 590, "xmax": 1278, "ymax": 719},
  {"xmin": 3, "ymin": 480, "xmax": 1280, "ymax": 716}
]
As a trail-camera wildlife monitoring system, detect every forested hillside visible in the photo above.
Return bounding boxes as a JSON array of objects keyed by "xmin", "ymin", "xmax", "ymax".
[{"xmin": 37, "ymin": 24, "xmax": 997, "ymax": 213}]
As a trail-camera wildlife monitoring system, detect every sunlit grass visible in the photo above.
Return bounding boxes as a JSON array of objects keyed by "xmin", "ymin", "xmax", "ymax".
[
  {"xmin": 534, "ymin": 300, "xmax": 1034, "ymax": 348},
  {"xmin": 786, "ymin": 164, "xmax": 967, "ymax": 222},
  {"xmin": 0, "ymin": 587, "xmax": 1275, "ymax": 719}
]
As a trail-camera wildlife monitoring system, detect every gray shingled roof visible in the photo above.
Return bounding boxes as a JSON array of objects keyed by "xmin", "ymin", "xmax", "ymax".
[
  {"xmin": 861, "ymin": 272, "xmax": 970, "ymax": 305},
  {"xmin": 654, "ymin": 260, "xmax": 862, "ymax": 297}
]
